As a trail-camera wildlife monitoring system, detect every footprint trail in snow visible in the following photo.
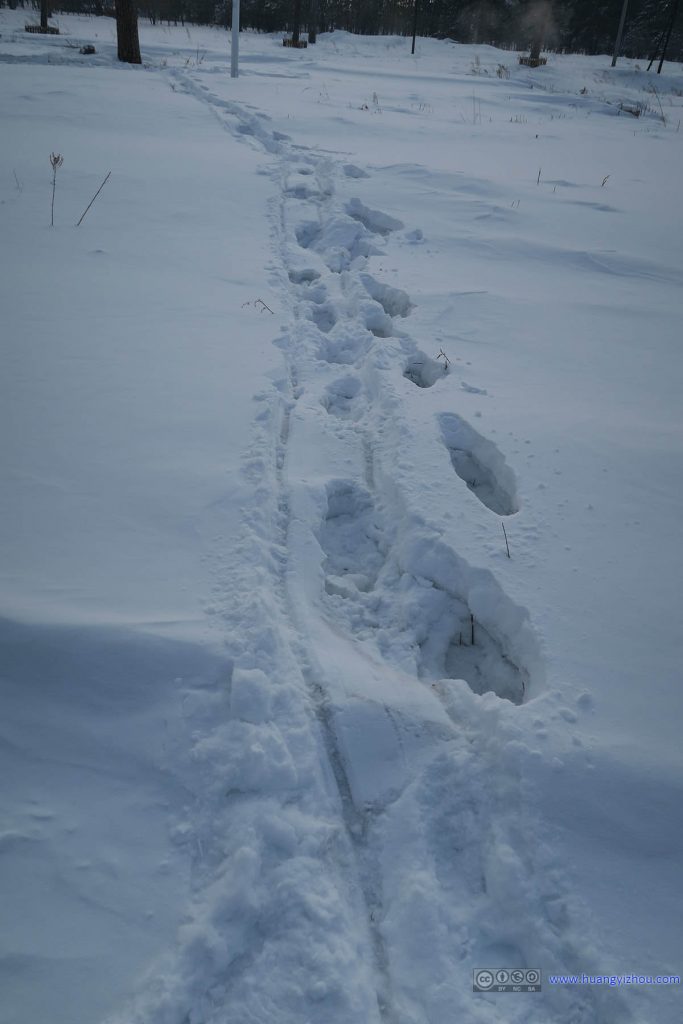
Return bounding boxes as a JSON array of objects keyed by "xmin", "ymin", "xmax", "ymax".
[{"xmin": 126, "ymin": 67, "xmax": 625, "ymax": 1024}]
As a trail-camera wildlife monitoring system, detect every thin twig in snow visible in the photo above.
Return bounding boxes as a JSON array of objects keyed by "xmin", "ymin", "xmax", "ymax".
[{"xmin": 76, "ymin": 171, "xmax": 111, "ymax": 227}]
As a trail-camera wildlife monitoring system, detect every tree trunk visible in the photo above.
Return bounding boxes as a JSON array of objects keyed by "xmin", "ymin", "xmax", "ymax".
[
  {"xmin": 529, "ymin": 4, "xmax": 549, "ymax": 62},
  {"xmin": 309, "ymin": 0, "xmax": 318, "ymax": 43},
  {"xmin": 658, "ymin": 0, "xmax": 681, "ymax": 72},
  {"xmin": 292, "ymin": 0, "xmax": 301, "ymax": 43},
  {"xmin": 611, "ymin": 0, "xmax": 629, "ymax": 66},
  {"xmin": 115, "ymin": 0, "xmax": 141, "ymax": 64},
  {"xmin": 40, "ymin": 0, "xmax": 48, "ymax": 30}
]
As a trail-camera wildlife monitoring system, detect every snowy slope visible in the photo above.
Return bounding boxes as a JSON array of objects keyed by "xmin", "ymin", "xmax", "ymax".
[{"xmin": 1, "ymin": 13, "xmax": 682, "ymax": 1024}]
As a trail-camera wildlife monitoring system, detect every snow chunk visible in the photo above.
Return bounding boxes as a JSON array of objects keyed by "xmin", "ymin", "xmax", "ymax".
[{"xmin": 342, "ymin": 163, "xmax": 370, "ymax": 179}]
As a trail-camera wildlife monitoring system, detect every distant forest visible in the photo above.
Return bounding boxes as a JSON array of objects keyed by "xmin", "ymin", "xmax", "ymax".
[{"xmin": 6, "ymin": 0, "xmax": 683, "ymax": 61}]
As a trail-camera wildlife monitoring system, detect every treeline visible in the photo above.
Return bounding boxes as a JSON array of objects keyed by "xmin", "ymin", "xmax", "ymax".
[{"xmin": 6, "ymin": 0, "xmax": 683, "ymax": 61}]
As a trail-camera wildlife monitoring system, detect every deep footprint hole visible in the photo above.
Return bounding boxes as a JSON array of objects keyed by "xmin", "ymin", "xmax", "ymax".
[
  {"xmin": 417, "ymin": 587, "xmax": 526, "ymax": 704},
  {"xmin": 295, "ymin": 221, "xmax": 321, "ymax": 249},
  {"xmin": 308, "ymin": 303, "xmax": 338, "ymax": 334},
  {"xmin": 438, "ymin": 413, "xmax": 518, "ymax": 517},
  {"xmin": 322, "ymin": 376, "xmax": 362, "ymax": 417},
  {"xmin": 360, "ymin": 301, "xmax": 394, "ymax": 338},
  {"xmin": 404, "ymin": 353, "xmax": 447, "ymax": 388},
  {"xmin": 318, "ymin": 482, "xmax": 384, "ymax": 595},
  {"xmin": 288, "ymin": 267, "xmax": 321, "ymax": 284},
  {"xmin": 444, "ymin": 617, "xmax": 526, "ymax": 705},
  {"xmin": 346, "ymin": 198, "xmax": 404, "ymax": 236},
  {"xmin": 360, "ymin": 273, "xmax": 413, "ymax": 318}
]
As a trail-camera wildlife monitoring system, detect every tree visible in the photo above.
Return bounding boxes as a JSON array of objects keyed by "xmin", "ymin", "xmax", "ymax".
[
  {"xmin": 291, "ymin": 0, "xmax": 302, "ymax": 41},
  {"xmin": 48, "ymin": 0, "xmax": 683, "ymax": 58},
  {"xmin": 523, "ymin": 0, "xmax": 553, "ymax": 60},
  {"xmin": 116, "ymin": 0, "xmax": 142, "ymax": 63},
  {"xmin": 652, "ymin": 0, "xmax": 681, "ymax": 70}
]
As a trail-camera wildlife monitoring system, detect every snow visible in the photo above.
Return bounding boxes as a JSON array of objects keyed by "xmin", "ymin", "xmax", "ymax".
[{"xmin": 1, "ymin": 11, "xmax": 682, "ymax": 1024}]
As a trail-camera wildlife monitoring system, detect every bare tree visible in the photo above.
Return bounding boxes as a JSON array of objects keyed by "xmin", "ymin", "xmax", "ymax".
[{"xmin": 115, "ymin": 0, "xmax": 141, "ymax": 64}]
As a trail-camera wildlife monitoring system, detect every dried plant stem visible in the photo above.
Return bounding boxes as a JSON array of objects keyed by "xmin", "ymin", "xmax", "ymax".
[
  {"xmin": 49, "ymin": 152, "xmax": 63, "ymax": 227},
  {"xmin": 651, "ymin": 85, "xmax": 666, "ymax": 124},
  {"xmin": 502, "ymin": 521, "xmax": 511, "ymax": 558},
  {"xmin": 76, "ymin": 171, "xmax": 111, "ymax": 227}
]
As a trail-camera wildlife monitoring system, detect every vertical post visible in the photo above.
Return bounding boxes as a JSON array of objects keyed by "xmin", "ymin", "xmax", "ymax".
[
  {"xmin": 611, "ymin": 0, "xmax": 629, "ymax": 67},
  {"xmin": 231, "ymin": 0, "xmax": 239, "ymax": 77},
  {"xmin": 411, "ymin": 0, "xmax": 419, "ymax": 54},
  {"xmin": 41, "ymin": 0, "xmax": 48, "ymax": 30}
]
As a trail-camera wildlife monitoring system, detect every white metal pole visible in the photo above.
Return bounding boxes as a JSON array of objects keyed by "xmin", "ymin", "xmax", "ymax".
[{"xmin": 231, "ymin": 0, "xmax": 240, "ymax": 78}]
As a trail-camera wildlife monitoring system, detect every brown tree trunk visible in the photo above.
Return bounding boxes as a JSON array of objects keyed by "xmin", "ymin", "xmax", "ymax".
[
  {"xmin": 292, "ymin": 0, "xmax": 301, "ymax": 43},
  {"xmin": 115, "ymin": 0, "xmax": 141, "ymax": 64}
]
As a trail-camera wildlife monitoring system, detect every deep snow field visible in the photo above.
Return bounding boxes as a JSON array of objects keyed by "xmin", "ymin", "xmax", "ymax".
[{"xmin": 1, "ymin": 10, "xmax": 682, "ymax": 1024}]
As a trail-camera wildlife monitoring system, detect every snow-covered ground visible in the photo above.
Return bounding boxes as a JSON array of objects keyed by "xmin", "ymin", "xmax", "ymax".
[{"xmin": 1, "ymin": 11, "xmax": 682, "ymax": 1024}]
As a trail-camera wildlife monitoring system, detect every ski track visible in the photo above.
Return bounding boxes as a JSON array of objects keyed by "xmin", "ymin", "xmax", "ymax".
[{"xmin": 131, "ymin": 67, "xmax": 630, "ymax": 1024}]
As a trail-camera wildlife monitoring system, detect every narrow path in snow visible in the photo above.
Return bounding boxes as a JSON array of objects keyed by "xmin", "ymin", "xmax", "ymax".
[
  {"xmin": 274, "ymin": 157, "xmax": 397, "ymax": 1022},
  {"xmin": 154, "ymin": 67, "xmax": 621, "ymax": 1024},
  {"xmin": 263, "ymin": 111, "xmax": 596, "ymax": 1024}
]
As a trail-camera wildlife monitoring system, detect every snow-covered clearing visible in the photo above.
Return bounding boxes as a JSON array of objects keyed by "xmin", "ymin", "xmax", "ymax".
[{"xmin": 1, "ymin": 11, "xmax": 682, "ymax": 1024}]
